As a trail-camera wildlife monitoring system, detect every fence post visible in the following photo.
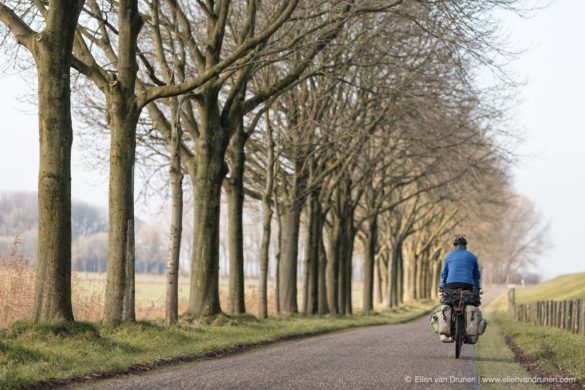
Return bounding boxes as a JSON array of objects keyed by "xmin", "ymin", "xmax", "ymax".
[
  {"xmin": 572, "ymin": 300, "xmax": 577, "ymax": 333},
  {"xmin": 508, "ymin": 288, "xmax": 515, "ymax": 316},
  {"xmin": 567, "ymin": 301, "xmax": 573, "ymax": 330},
  {"xmin": 577, "ymin": 299, "xmax": 585, "ymax": 334}
]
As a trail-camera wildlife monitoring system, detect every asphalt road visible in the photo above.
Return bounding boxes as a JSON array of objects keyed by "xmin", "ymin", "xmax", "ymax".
[{"xmin": 76, "ymin": 290, "xmax": 501, "ymax": 390}]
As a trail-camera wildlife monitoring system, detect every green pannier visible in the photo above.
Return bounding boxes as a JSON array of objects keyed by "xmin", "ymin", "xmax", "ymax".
[
  {"xmin": 465, "ymin": 305, "xmax": 487, "ymax": 336},
  {"xmin": 429, "ymin": 305, "xmax": 452, "ymax": 336}
]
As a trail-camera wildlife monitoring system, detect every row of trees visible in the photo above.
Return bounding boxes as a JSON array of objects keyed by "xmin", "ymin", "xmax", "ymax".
[{"xmin": 0, "ymin": 0, "xmax": 547, "ymax": 325}]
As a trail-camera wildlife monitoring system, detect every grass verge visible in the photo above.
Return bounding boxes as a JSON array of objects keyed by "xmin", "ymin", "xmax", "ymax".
[
  {"xmin": 489, "ymin": 313, "xmax": 585, "ymax": 383},
  {"xmin": 476, "ymin": 314, "xmax": 544, "ymax": 389},
  {"xmin": 477, "ymin": 290, "xmax": 585, "ymax": 388},
  {"xmin": 0, "ymin": 302, "xmax": 433, "ymax": 389}
]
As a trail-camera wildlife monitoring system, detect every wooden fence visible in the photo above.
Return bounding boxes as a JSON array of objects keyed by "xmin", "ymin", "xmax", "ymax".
[{"xmin": 507, "ymin": 288, "xmax": 585, "ymax": 334}]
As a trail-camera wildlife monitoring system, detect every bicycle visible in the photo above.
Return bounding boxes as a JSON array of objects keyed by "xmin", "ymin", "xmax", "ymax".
[{"xmin": 451, "ymin": 288, "xmax": 466, "ymax": 359}]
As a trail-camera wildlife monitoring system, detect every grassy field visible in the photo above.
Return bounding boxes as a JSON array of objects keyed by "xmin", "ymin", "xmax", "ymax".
[
  {"xmin": 512, "ymin": 272, "xmax": 585, "ymax": 303},
  {"xmin": 0, "ymin": 303, "xmax": 434, "ymax": 389},
  {"xmin": 73, "ymin": 272, "xmax": 374, "ymax": 320}
]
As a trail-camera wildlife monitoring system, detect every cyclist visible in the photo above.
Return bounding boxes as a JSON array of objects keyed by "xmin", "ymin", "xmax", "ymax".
[{"xmin": 439, "ymin": 236, "xmax": 480, "ymax": 294}]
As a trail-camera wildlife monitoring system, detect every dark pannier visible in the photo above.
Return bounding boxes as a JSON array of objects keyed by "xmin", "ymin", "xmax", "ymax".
[{"xmin": 440, "ymin": 288, "xmax": 481, "ymax": 307}]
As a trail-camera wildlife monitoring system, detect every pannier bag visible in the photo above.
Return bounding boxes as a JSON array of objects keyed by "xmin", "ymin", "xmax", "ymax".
[
  {"xmin": 465, "ymin": 305, "xmax": 487, "ymax": 336},
  {"xmin": 429, "ymin": 307, "xmax": 440, "ymax": 333},
  {"xmin": 464, "ymin": 336, "xmax": 478, "ymax": 345},
  {"xmin": 437, "ymin": 304, "xmax": 452, "ymax": 336},
  {"xmin": 441, "ymin": 288, "xmax": 481, "ymax": 306}
]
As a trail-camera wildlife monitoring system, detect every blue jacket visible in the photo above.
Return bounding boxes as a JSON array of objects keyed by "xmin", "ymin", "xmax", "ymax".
[{"xmin": 440, "ymin": 247, "xmax": 481, "ymax": 289}]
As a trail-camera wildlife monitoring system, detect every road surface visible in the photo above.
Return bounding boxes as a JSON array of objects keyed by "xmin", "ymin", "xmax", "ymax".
[{"xmin": 76, "ymin": 290, "xmax": 500, "ymax": 390}]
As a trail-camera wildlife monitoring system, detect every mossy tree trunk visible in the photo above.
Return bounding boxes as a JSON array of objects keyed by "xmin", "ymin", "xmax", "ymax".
[
  {"xmin": 15, "ymin": 1, "xmax": 85, "ymax": 322},
  {"xmin": 187, "ymin": 92, "xmax": 229, "ymax": 316},
  {"xmin": 102, "ymin": 0, "xmax": 142, "ymax": 325}
]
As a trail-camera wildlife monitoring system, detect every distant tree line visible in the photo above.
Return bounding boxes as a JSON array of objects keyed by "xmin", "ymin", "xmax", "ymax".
[
  {"xmin": 0, "ymin": 191, "xmax": 181, "ymax": 274},
  {"xmin": 0, "ymin": 0, "xmax": 548, "ymax": 325}
]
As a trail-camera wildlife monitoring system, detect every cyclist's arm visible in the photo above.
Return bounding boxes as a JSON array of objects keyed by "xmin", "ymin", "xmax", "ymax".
[
  {"xmin": 440, "ymin": 257, "xmax": 449, "ymax": 288},
  {"xmin": 472, "ymin": 256, "xmax": 481, "ymax": 289}
]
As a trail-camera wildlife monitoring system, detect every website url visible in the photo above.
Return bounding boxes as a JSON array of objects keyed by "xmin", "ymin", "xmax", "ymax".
[{"xmin": 481, "ymin": 376, "xmax": 577, "ymax": 384}]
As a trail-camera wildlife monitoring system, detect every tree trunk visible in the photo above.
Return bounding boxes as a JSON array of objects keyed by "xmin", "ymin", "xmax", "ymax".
[
  {"xmin": 103, "ymin": 99, "xmax": 139, "ymax": 325},
  {"xmin": 226, "ymin": 125, "xmax": 246, "ymax": 315},
  {"xmin": 318, "ymin": 232, "xmax": 329, "ymax": 315},
  {"xmin": 103, "ymin": 0, "xmax": 142, "ymax": 325},
  {"xmin": 398, "ymin": 248, "xmax": 404, "ymax": 305},
  {"xmin": 327, "ymin": 214, "xmax": 340, "ymax": 314},
  {"xmin": 279, "ymin": 201, "xmax": 301, "ymax": 314},
  {"xmin": 302, "ymin": 202, "xmax": 313, "ymax": 314},
  {"xmin": 165, "ymin": 106, "xmax": 183, "ymax": 325},
  {"xmin": 362, "ymin": 215, "xmax": 377, "ymax": 312},
  {"xmin": 388, "ymin": 242, "xmax": 401, "ymax": 308},
  {"xmin": 258, "ymin": 120, "xmax": 275, "ymax": 320},
  {"xmin": 344, "ymin": 223, "xmax": 355, "ymax": 315},
  {"xmin": 32, "ymin": 2, "xmax": 84, "ymax": 321},
  {"xmin": 275, "ymin": 202, "xmax": 283, "ymax": 314},
  {"xmin": 336, "ymin": 183, "xmax": 354, "ymax": 315},
  {"xmin": 304, "ymin": 189, "xmax": 321, "ymax": 315},
  {"xmin": 375, "ymin": 255, "xmax": 382, "ymax": 305},
  {"xmin": 187, "ymin": 98, "xmax": 228, "ymax": 316},
  {"xmin": 123, "ymin": 216, "xmax": 135, "ymax": 321}
]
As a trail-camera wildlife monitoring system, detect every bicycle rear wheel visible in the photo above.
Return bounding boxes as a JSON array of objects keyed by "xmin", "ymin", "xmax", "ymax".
[{"xmin": 454, "ymin": 315, "xmax": 462, "ymax": 359}]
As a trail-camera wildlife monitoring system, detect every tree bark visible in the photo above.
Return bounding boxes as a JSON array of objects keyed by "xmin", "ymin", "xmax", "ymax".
[
  {"xmin": 226, "ymin": 125, "xmax": 246, "ymax": 315},
  {"xmin": 166, "ymin": 103, "xmax": 183, "ymax": 325},
  {"xmin": 275, "ymin": 202, "xmax": 283, "ymax": 314},
  {"xmin": 187, "ymin": 96, "xmax": 228, "ymax": 316},
  {"xmin": 344, "ymin": 222, "xmax": 355, "ymax": 315},
  {"xmin": 278, "ymin": 201, "xmax": 301, "ymax": 314},
  {"xmin": 362, "ymin": 215, "xmax": 377, "ymax": 312},
  {"xmin": 302, "ymin": 201, "xmax": 312, "ymax": 314},
  {"xmin": 103, "ymin": 97, "xmax": 139, "ymax": 325},
  {"xmin": 318, "ymin": 232, "xmax": 329, "ymax": 315},
  {"xmin": 102, "ymin": 0, "xmax": 142, "ymax": 325},
  {"xmin": 388, "ymin": 241, "xmax": 401, "ymax": 308},
  {"xmin": 30, "ymin": 2, "xmax": 84, "ymax": 322},
  {"xmin": 304, "ymin": 189, "xmax": 321, "ymax": 315},
  {"xmin": 258, "ymin": 119, "xmax": 275, "ymax": 320},
  {"xmin": 327, "ymin": 214, "xmax": 340, "ymax": 314},
  {"xmin": 398, "ymin": 248, "xmax": 404, "ymax": 305}
]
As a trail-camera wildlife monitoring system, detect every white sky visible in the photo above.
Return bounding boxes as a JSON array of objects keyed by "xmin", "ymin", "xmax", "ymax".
[{"xmin": 0, "ymin": 2, "xmax": 584, "ymax": 280}]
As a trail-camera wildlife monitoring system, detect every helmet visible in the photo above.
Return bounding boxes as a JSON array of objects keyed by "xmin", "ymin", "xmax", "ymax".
[{"xmin": 453, "ymin": 236, "xmax": 467, "ymax": 247}]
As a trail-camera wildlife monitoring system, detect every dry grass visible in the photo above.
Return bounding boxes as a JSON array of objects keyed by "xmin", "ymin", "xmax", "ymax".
[
  {"xmin": 0, "ymin": 254, "xmax": 35, "ymax": 327},
  {"xmin": 1, "ymin": 237, "xmax": 368, "ymax": 327},
  {"xmin": 0, "ymin": 256, "xmax": 304, "ymax": 327},
  {"xmin": 0, "ymin": 254, "xmax": 104, "ymax": 327}
]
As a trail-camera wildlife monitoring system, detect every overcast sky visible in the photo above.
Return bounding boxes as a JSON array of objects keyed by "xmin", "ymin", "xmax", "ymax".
[{"xmin": 1, "ymin": 1, "xmax": 584, "ymax": 280}]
